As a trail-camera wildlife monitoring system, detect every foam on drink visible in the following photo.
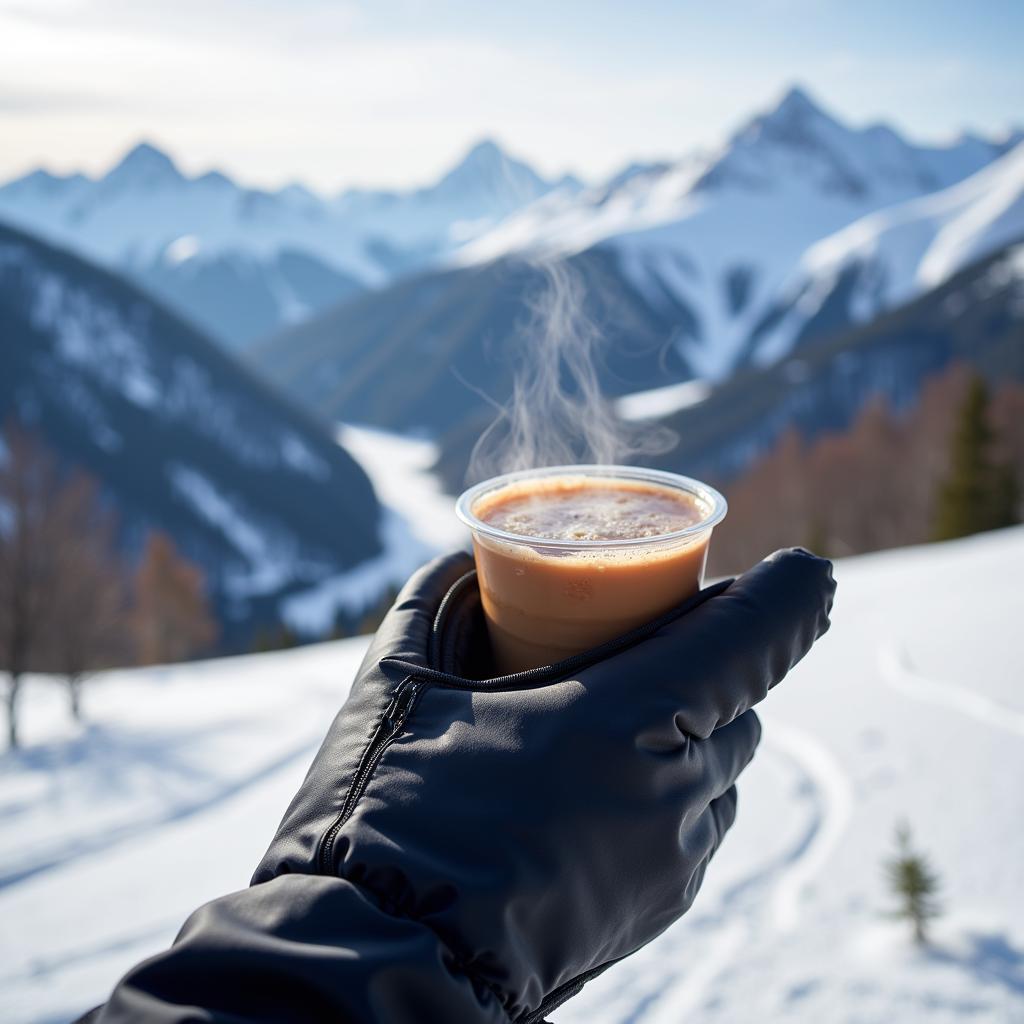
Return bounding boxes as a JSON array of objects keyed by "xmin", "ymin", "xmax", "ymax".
[{"xmin": 475, "ymin": 479, "xmax": 703, "ymax": 542}]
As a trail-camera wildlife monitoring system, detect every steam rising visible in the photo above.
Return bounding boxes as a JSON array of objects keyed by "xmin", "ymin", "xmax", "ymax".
[{"xmin": 468, "ymin": 258, "xmax": 676, "ymax": 483}]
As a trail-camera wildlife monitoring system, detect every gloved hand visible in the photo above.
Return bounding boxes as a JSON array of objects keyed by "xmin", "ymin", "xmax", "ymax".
[{"xmin": 253, "ymin": 547, "xmax": 835, "ymax": 1023}]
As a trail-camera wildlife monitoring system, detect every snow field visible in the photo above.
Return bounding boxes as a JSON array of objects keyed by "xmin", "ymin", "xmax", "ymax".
[{"xmin": 0, "ymin": 527, "xmax": 1021, "ymax": 1022}]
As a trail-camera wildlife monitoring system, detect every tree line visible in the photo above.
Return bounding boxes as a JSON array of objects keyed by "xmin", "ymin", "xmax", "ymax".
[
  {"xmin": 708, "ymin": 366, "xmax": 1023, "ymax": 575},
  {"xmin": 0, "ymin": 422, "xmax": 216, "ymax": 749}
]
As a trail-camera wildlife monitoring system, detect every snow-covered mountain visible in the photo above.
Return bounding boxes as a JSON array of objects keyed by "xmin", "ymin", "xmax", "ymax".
[
  {"xmin": 250, "ymin": 247, "xmax": 701, "ymax": 437},
  {"xmin": 0, "ymin": 218, "xmax": 391, "ymax": 640},
  {"xmin": 457, "ymin": 87, "xmax": 1022, "ymax": 379},
  {"xmin": 745, "ymin": 141, "xmax": 1024, "ymax": 366},
  {"xmin": 4, "ymin": 85, "xmax": 1019, "ymax": 372},
  {"xmin": 417, "ymin": 238, "xmax": 1024, "ymax": 495},
  {"xmin": 5, "ymin": 525, "xmax": 1024, "ymax": 1022},
  {"xmin": 647, "ymin": 239, "xmax": 1024, "ymax": 483},
  {"xmin": 253, "ymin": 89, "xmax": 1023, "ymax": 444},
  {"xmin": 335, "ymin": 139, "xmax": 581, "ymax": 258},
  {"xmin": 0, "ymin": 139, "xmax": 568, "ymax": 348}
]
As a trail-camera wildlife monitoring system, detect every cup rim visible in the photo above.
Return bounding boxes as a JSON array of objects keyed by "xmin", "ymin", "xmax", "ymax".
[{"xmin": 456, "ymin": 464, "xmax": 727, "ymax": 550}]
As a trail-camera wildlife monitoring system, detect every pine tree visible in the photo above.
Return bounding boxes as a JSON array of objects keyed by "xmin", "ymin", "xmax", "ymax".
[
  {"xmin": 933, "ymin": 376, "xmax": 1020, "ymax": 541},
  {"xmin": 884, "ymin": 821, "xmax": 942, "ymax": 945}
]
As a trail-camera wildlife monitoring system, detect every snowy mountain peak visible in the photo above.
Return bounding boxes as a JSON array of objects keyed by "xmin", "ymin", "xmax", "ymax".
[
  {"xmin": 429, "ymin": 138, "xmax": 549, "ymax": 204},
  {"xmin": 738, "ymin": 85, "xmax": 861, "ymax": 154},
  {"xmin": 0, "ymin": 167, "xmax": 92, "ymax": 200},
  {"xmin": 10, "ymin": 168, "xmax": 68, "ymax": 192},
  {"xmin": 690, "ymin": 83, "xmax": 1016, "ymax": 205},
  {"xmin": 18, "ymin": 168, "xmax": 61, "ymax": 188},
  {"xmin": 194, "ymin": 169, "xmax": 233, "ymax": 189},
  {"xmin": 739, "ymin": 85, "xmax": 844, "ymax": 144},
  {"xmin": 553, "ymin": 172, "xmax": 586, "ymax": 194},
  {"xmin": 766, "ymin": 84, "xmax": 832, "ymax": 124},
  {"xmin": 460, "ymin": 138, "xmax": 505, "ymax": 166},
  {"xmin": 276, "ymin": 182, "xmax": 323, "ymax": 207},
  {"xmin": 103, "ymin": 141, "xmax": 183, "ymax": 190}
]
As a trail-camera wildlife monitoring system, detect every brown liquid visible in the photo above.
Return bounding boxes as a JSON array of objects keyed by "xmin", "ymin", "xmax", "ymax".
[{"xmin": 471, "ymin": 477, "xmax": 711, "ymax": 674}]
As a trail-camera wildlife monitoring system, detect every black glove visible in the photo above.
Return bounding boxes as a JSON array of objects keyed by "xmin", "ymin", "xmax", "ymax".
[
  {"xmin": 83, "ymin": 548, "xmax": 834, "ymax": 1024},
  {"xmin": 253, "ymin": 547, "xmax": 835, "ymax": 1021}
]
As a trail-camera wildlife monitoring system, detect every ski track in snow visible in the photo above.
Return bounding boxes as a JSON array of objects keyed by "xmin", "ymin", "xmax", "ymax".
[
  {"xmin": 0, "ymin": 731, "xmax": 322, "ymax": 892},
  {"xmin": 766, "ymin": 720, "xmax": 855, "ymax": 934},
  {"xmin": 0, "ymin": 920, "xmax": 179, "ymax": 989},
  {"xmin": 627, "ymin": 720, "xmax": 853, "ymax": 1023},
  {"xmin": 878, "ymin": 646, "xmax": 1024, "ymax": 739}
]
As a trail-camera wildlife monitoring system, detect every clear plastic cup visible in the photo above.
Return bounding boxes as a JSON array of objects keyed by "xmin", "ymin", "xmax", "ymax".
[{"xmin": 456, "ymin": 465, "xmax": 727, "ymax": 674}]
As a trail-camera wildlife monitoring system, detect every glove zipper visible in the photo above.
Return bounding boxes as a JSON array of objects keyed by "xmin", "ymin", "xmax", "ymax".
[
  {"xmin": 317, "ymin": 676, "xmax": 422, "ymax": 874},
  {"xmin": 521, "ymin": 958, "xmax": 623, "ymax": 1024}
]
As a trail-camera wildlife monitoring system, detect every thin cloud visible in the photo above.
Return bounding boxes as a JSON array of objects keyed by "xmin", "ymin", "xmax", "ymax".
[{"xmin": 0, "ymin": 88, "xmax": 132, "ymax": 115}]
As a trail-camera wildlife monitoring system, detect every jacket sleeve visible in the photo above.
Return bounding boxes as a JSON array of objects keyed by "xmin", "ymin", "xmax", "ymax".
[{"xmin": 79, "ymin": 874, "xmax": 512, "ymax": 1024}]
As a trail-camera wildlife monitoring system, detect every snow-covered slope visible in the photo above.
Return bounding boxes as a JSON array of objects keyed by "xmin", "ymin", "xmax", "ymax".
[
  {"xmin": 250, "ymin": 246, "xmax": 700, "ymax": 436},
  {"xmin": 457, "ymin": 87, "xmax": 1021, "ymax": 379},
  {"xmin": 2, "ymin": 526, "xmax": 1023, "ymax": 1023},
  {"xmin": 0, "ymin": 219, "xmax": 385, "ymax": 637},
  {"xmin": 648, "ymin": 238, "xmax": 1024, "ymax": 483},
  {"xmin": 748, "ymin": 142, "xmax": 1024, "ymax": 365},
  {"xmin": 0, "ymin": 140, "xmax": 566, "ymax": 346}
]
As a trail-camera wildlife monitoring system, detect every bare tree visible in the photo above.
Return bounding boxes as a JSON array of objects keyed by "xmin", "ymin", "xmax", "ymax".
[
  {"xmin": 0, "ymin": 424, "xmax": 64, "ymax": 748},
  {"xmin": 709, "ymin": 364, "xmax": 1024, "ymax": 574},
  {"xmin": 990, "ymin": 381, "xmax": 1024, "ymax": 504},
  {"xmin": 133, "ymin": 531, "xmax": 217, "ymax": 665},
  {"xmin": 36, "ymin": 473, "xmax": 131, "ymax": 720},
  {"xmin": 0, "ymin": 423, "xmax": 141, "ymax": 744}
]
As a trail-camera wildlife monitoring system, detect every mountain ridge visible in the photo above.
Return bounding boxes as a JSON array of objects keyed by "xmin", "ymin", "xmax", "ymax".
[
  {"xmin": 449, "ymin": 88, "xmax": 1020, "ymax": 380},
  {"xmin": 4, "ymin": 86, "xmax": 1018, "ymax": 353},
  {"xmin": 252, "ymin": 98, "xmax": 1024, "ymax": 441},
  {"xmin": 0, "ymin": 137, "xmax": 568, "ymax": 348},
  {"xmin": 743, "ymin": 140, "xmax": 1024, "ymax": 367}
]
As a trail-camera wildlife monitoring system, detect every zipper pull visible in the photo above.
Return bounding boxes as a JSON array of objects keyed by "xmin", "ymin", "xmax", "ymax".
[
  {"xmin": 388, "ymin": 682, "xmax": 420, "ymax": 736},
  {"xmin": 381, "ymin": 680, "xmax": 420, "ymax": 738}
]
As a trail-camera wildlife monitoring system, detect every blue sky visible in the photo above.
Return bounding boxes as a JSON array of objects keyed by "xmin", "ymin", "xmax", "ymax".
[{"xmin": 1, "ymin": 0, "xmax": 1021, "ymax": 191}]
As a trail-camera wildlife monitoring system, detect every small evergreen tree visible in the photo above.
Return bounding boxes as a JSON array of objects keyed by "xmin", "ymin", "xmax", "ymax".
[
  {"xmin": 884, "ymin": 821, "xmax": 942, "ymax": 945},
  {"xmin": 933, "ymin": 376, "xmax": 1020, "ymax": 541}
]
